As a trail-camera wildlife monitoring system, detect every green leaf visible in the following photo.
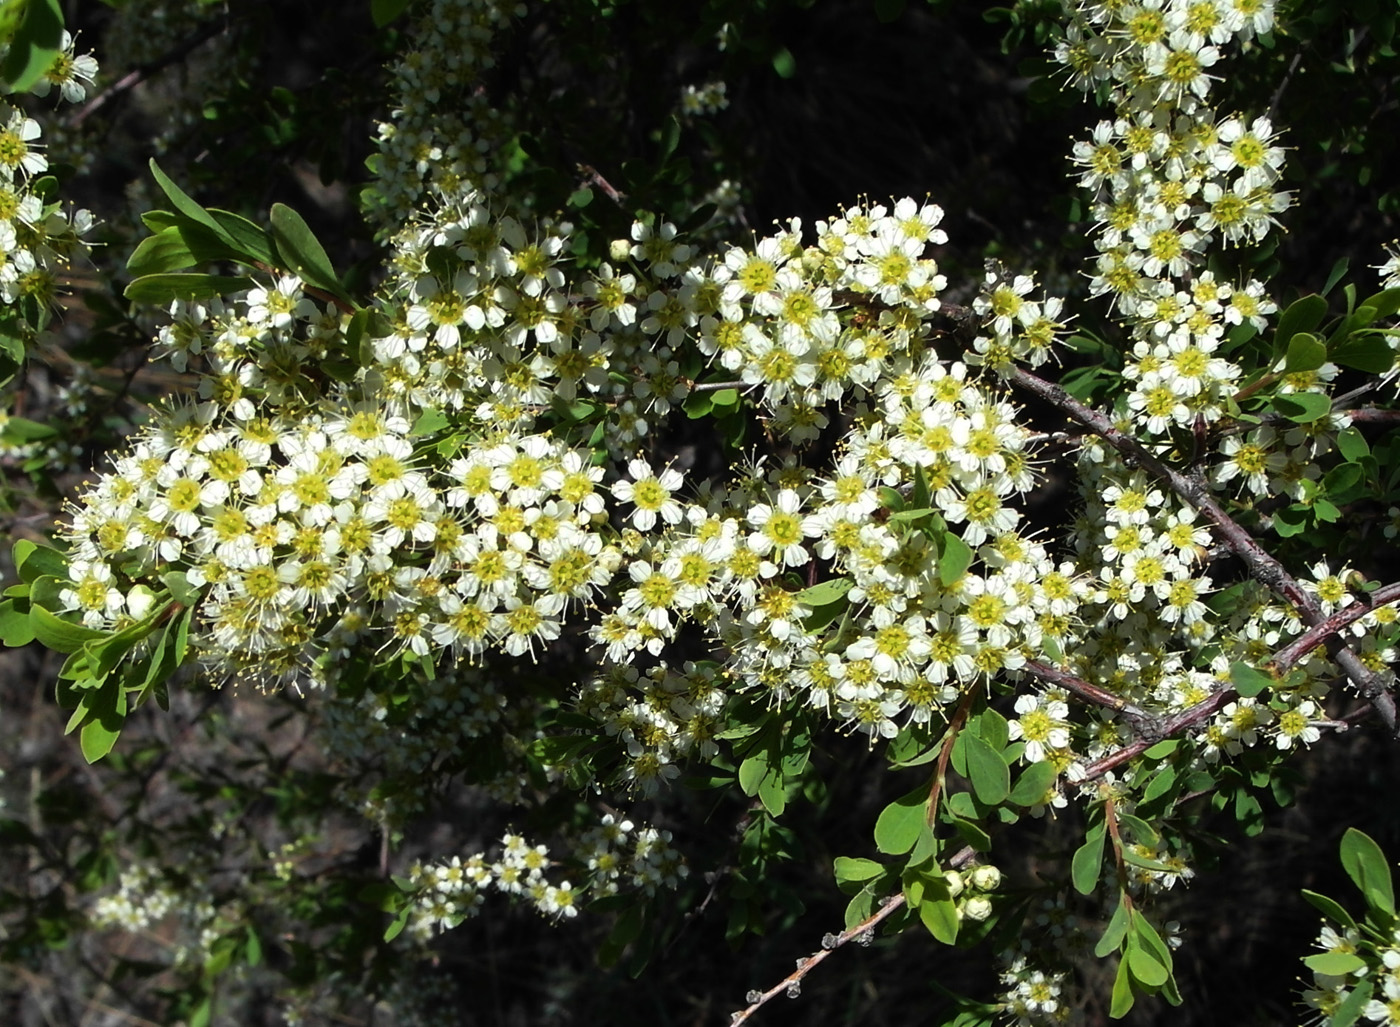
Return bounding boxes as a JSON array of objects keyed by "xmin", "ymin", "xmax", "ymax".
[
  {"xmin": 0, "ymin": 321, "xmax": 24, "ymax": 384},
  {"xmin": 908, "ymin": 822, "xmax": 938, "ymax": 868},
  {"xmin": 1271, "ymin": 503, "xmax": 1308, "ymax": 538},
  {"xmin": 1330, "ymin": 332, "xmax": 1397, "ymax": 374},
  {"xmin": 15, "ymin": 540, "xmax": 66, "ymax": 583},
  {"xmin": 1120, "ymin": 847, "xmax": 1175, "ymax": 874},
  {"xmin": 1270, "ymin": 391, "xmax": 1331, "ymax": 423},
  {"xmin": 1140, "ymin": 764, "xmax": 1178, "ymax": 807},
  {"xmin": 912, "ymin": 874, "xmax": 959, "ymax": 945},
  {"xmin": 1359, "ymin": 287, "xmax": 1400, "ymax": 322},
  {"xmin": 188, "ymin": 995, "xmax": 212, "ymax": 1027},
  {"xmin": 950, "ymin": 730, "xmax": 969, "ymax": 777},
  {"xmin": 208, "ymin": 209, "xmax": 279, "ymax": 268},
  {"xmin": 1282, "ymin": 332, "xmax": 1327, "ymax": 374},
  {"xmin": 1, "ymin": 0, "xmax": 63, "ymax": 93},
  {"xmin": 1273, "ymin": 295, "xmax": 1328, "ymax": 354},
  {"xmin": 887, "ymin": 507, "xmax": 934, "ymax": 525},
  {"xmin": 1008, "ymin": 761, "xmax": 1056, "ymax": 806},
  {"xmin": 270, "ymin": 202, "xmax": 350, "ymax": 303},
  {"xmin": 844, "ymin": 885, "xmax": 876, "ymax": 930},
  {"xmin": 1301, "ymin": 888, "xmax": 1357, "ymax": 929},
  {"xmin": 30, "ymin": 573, "xmax": 65, "ymax": 611},
  {"xmin": 1312, "ymin": 497, "xmax": 1341, "ymax": 523},
  {"xmin": 1109, "ymin": 952, "xmax": 1135, "ymax": 1018},
  {"xmin": 1303, "ymin": 951, "xmax": 1367, "ymax": 975},
  {"xmin": 1340, "ymin": 827, "xmax": 1395, "ymax": 914},
  {"xmin": 951, "ymin": 815, "xmax": 991, "ymax": 852},
  {"xmin": 0, "ymin": 598, "xmax": 34, "ymax": 647},
  {"xmin": 1095, "ymin": 895, "xmax": 1131, "ymax": 957},
  {"xmin": 975, "ymin": 708, "xmax": 1009, "ymax": 752},
  {"xmin": 710, "ymin": 387, "xmax": 739, "ymax": 411},
  {"xmin": 874, "ymin": 784, "xmax": 928, "ymax": 856},
  {"xmin": 682, "ymin": 391, "xmax": 712, "ymax": 419},
  {"xmin": 383, "ymin": 905, "xmax": 411, "ymax": 942},
  {"xmin": 1334, "ymin": 979, "xmax": 1374, "ymax": 1027},
  {"xmin": 1230, "ymin": 661, "xmax": 1273, "ymax": 698},
  {"xmin": 1143, "ymin": 739, "xmax": 1179, "ymax": 759},
  {"xmin": 1115, "ymin": 812, "xmax": 1159, "ymax": 847},
  {"xmin": 410, "ymin": 408, "xmax": 450, "ymax": 436},
  {"xmin": 657, "ymin": 114, "xmax": 681, "ymax": 165},
  {"xmin": 794, "ymin": 577, "xmax": 853, "ymax": 607},
  {"xmin": 174, "ymin": 604, "xmax": 194, "ymax": 665},
  {"xmin": 148, "ymin": 160, "xmax": 224, "ymax": 236},
  {"xmin": 757, "ymin": 771, "xmax": 787, "ymax": 817},
  {"xmin": 1072, "ymin": 822, "xmax": 1105, "ymax": 895},
  {"xmin": 939, "ymin": 531, "xmax": 974, "ymax": 586},
  {"xmin": 371, "ymin": 0, "xmax": 411, "ymax": 26},
  {"xmin": 124, "ymin": 274, "xmax": 254, "ymax": 305},
  {"xmin": 738, "ymin": 753, "xmax": 769, "ymax": 797},
  {"xmin": 30, "ymin": 606, "xmax": 110, "ymax": 654},
  {"xmin": 919, "ymin": 893, "xmax": 960, "ymax": 945},
  {"xmin": 162, "ymin": 571, "xmax": 202, "ymax": 607},
  {"xmin": 1127, "ymin": 937, "xmax": 1169, "ymax": 987},
  {"xmin": 962, "ymin": 732, "xmax": 1009, "ymax": 805},
  {"xmin": 1322, "ymin": 257, "xmax": 1350, "ymax": 297},
  {"xmin": 79, "ymin": 711, "xmax": 122, "ymax": 763},
  {"xmin": 1, "ymin": 416, "xmax": 57, "ymax": 443},
  {"xmin": 834, "ymin": 857, "xmax": 884, "ymax": 886},
  {"xmin": 126, "ymin": 227, "xmax": 198, "ymax": 276},
  {"xmin": 1133, "ymin": 914, "xmax": 1174, "ymax": 971}
]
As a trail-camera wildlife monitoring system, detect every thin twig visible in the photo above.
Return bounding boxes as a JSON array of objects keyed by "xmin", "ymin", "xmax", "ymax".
[
  {"xmin": 67, "ymin": 17, "xmax": 229, "ymax": 128},
  {"xmin": 1267, "ymin": 51, "xmax": 1304, "ymax": 122},
  {"xmin": 1020, "ymin": 659, "xmax": 1153, "ymax": 725},
  {"xmin": 729, "ymin": 846, "xmax": 975, "ymax": 1025},
  {"xmin": 1343, "ymin": 407, "xmax": 1400, "ymax": 425},
  {"xmin": 1271, "ymin": 581, "xmax": 1400, "ymax": 669},
  {"xmin": 927, "ymin": 691, "xmax": 974, "ymax": 822},
  {"xmin": 576, "ymin": 164, "xmax": 627, "ymax": 206}
]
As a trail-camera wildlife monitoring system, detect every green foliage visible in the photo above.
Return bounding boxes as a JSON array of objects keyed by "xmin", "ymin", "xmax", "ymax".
[{"xmin": 0, "ymin": 0, "xmax": 61, "ymax": 92}]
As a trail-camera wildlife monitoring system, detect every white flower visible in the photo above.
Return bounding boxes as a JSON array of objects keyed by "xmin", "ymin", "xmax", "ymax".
[
  {"xmin": 611, "ymin": 458, "xmax": 685, "ymax": 532},
  {"xmin": 1008, "ymin": 692, "xmax": 1071, "ymax": 763}
]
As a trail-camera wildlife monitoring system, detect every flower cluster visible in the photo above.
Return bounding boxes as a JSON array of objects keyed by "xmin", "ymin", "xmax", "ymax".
[
  {"xmin": 1054, "ymin": 0, "xmax": 1289, "ymax": 436},
  {"xmin": 91, "ymin": 864, "xmax": 222, "ymax": 968},
  {"xmin": 362, "ymin": 0, "xmax": 524, "ymax": 232},
  {"xmin": 0, "ymin": 97, "xmax": 95, "ymax": 314},
  {"xmin": 680, "ymin": 80, "xmax": 729, "ymax": 117},
  {"xmin": 399, "ymin": 817, "xmax": 685, "ymax": 938}
]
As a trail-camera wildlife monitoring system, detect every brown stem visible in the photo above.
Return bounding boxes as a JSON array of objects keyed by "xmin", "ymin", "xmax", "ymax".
[
  {"xmin": 1344, "ymin": 407, "xmax": 1400, "ymax": 424},
  {"xmin": 927, "ymin": 691, "xmax": 974, "ymax": 824},
  {"xmin": 577, "ymin": 164, "xmax": 627, "ymax": 205},
  {"xmin": 1232, "ymin": 371, "xmax": 1282, "ymax": 405},
  {"xmin": 1103, "ymin": 795, "xmax": 1132, "ymax": 902},
  {"xmin": 1021, "ymin": 659, "xmax": 1154, "ymax": 727}
]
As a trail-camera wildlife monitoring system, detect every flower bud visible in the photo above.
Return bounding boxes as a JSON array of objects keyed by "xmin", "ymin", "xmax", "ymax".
[
  {"xmin": 969, "ymin": 865, "xmax": 1002, "ymax": 892},
  {"xmin": 609, "ymin": 238, "xmax": 632, "ymax": 262},
  {"xmin": 962, "ymin": 895, "xmax": 993, "ymax": 922},
  {"xmin": 126, "ymin": 585, "xmax": 157, "ymax": 620},
  {"xmin": 943, "ymin": 870, "xmax": 965, "ymax": 898}
]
